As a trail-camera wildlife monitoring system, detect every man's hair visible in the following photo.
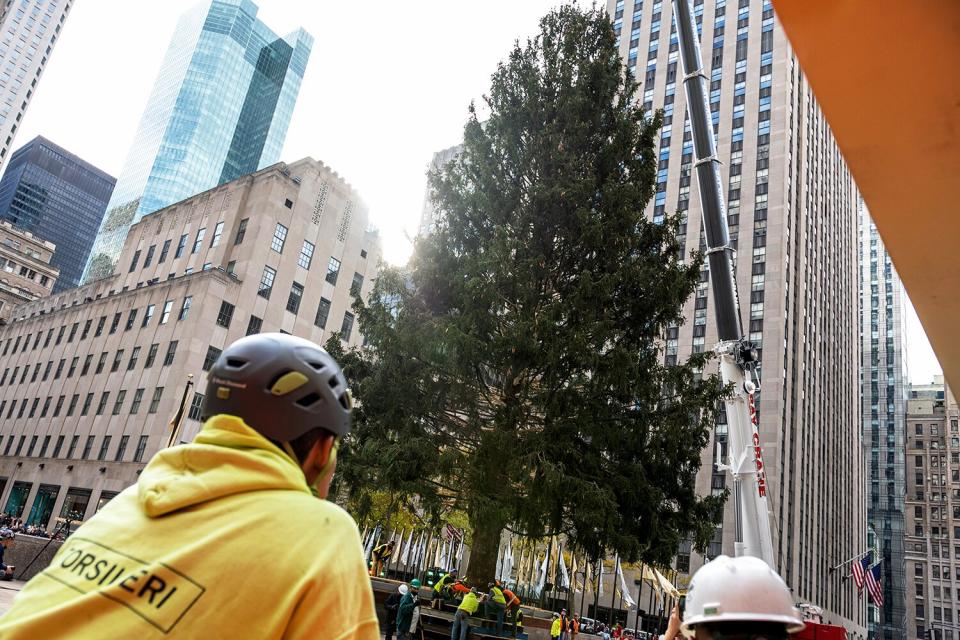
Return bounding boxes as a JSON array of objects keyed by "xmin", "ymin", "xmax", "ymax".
[{"xmin": 286, "ymin": 427, "xmax": 336, "ymax": 464}]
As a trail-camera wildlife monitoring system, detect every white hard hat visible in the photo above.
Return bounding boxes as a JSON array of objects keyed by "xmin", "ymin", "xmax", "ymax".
[
  {"xmin": 399, "ymin": 584, "xmax": 409, "ymax": 595},
  {"xmin": 681, "ymin": 555, "xmax": 805, "ymax": 636}
]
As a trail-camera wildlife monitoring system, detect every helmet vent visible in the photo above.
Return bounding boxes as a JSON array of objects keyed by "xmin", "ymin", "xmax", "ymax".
[
  {"xmin": 226, "ymin": 357, "xmax": 248, "ymax": 369},
  {"xmin": 338, "ymin": 393, "xmax": 350, "ymax": 410},
  {"xmin": 295, "ymin": 392, "xmax": 323, "ymax": 408},
  {"xmin": 307, "ymin": 361, "xmax": 326, "ymax": 372},
  {"xmin": 328, "ymin": 376, "xmax": 339, "ymax": 389}
]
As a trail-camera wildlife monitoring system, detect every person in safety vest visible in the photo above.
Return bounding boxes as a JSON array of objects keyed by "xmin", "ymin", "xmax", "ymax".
[
  {"xmin": 371, "ymin": 540, "xmax": 396, "ymax": 576},
  {"xmin": 666, "ymin": 555, "xmax": 805, "ymax": 640},
  {"xmin": 431, "ymin": 568, "xmax": 458, "ymax": 607},
  {"xmin": 551, "ymin": 612, "xmax": 563, "ymax": 640},
  {"xmin": 501, "ymin": 584, "xmax": 522, "ymax": 638},
  {"xmin": 0, "ymin": 334, "xmax": 378, "ymax": 639},
  {"xmin": 485, "ymin": 581, "xmax": 507, "ymax": 636},
  {"xmin": 451, "ymin": 587, "xmax": 484, "ymax": 640}
]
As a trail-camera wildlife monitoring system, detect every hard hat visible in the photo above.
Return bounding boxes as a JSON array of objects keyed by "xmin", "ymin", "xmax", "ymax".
[
  {"xmin": 681, "ymin": 555, "xmax": 805, "ymax": 636},
  {"xmin": 411, "ymin": 579, "xmax": 421, "ymax": 589},
  {"xmin": 201, "ymin": 333, "xmax": 353, "ymax": 442},
  {"xmin": 0, "ymin": 528, "xmax": 13, "ymax": 540},
  {"xmin": 399, "ymin": 584, "xmax": 409, "ymax": 595}
]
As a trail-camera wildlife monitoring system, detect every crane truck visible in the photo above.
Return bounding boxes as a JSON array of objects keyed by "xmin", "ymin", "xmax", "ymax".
[{"xmin": 671, "ymin": 1, "xmax": 850, "ymax": 637}]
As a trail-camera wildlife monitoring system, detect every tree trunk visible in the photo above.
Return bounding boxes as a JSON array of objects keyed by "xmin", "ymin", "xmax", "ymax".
[{"xmin": 468, "ymin": 507, "xmax": 505, "ymax": 587}]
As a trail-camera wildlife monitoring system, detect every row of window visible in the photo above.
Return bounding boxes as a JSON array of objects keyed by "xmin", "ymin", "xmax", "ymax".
[
  {"xmin": 0, "ymin": 387, "xmax": 165, "ymax": 424},
  {"xmin": 0, "ymin": 341, "xmax": 178, "ymax": 389},
  {"xmin": 0, "ymin": 432, "xmax": 149, "ymax": 463}
]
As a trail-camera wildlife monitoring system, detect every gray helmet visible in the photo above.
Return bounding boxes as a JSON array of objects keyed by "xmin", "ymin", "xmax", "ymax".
[
  {"xmin": 201, "ymin": 333, "xmax": 352, "ymax": 441},
  {"xmin": 0, "ymin": 528, "xmax": 14, "ymax": 540}
]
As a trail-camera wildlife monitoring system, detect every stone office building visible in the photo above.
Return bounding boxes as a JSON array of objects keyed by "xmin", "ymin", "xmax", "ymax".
[
  {"xmin": 0, "ymin": 220, "xmax": 58, "ymax": 320},
  {"xmin": 0, "ymin": 157, "xmax": 381, "ymax": 531}
]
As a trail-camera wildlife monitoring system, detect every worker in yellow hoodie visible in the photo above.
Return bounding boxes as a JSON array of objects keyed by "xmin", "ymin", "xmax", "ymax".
[{"xmin": 0, "ymin": 333, "xmax": 378, "ymax": 639}]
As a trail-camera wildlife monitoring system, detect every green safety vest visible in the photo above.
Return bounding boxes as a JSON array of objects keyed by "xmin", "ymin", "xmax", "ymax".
[{"xmin": 490, "ymin": 586, "xmax": 506, "ymax": 604}]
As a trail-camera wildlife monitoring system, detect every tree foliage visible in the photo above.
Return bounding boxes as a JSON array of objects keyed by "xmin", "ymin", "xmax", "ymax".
[{"xmin": 336, "ymin": 3, "xmax": 727, "ymax": 584}]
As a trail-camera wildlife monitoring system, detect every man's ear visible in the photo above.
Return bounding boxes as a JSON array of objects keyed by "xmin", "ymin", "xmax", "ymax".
[{"xmin": 302, "ymin": 433, "xmax": 336, "ymax": 483}]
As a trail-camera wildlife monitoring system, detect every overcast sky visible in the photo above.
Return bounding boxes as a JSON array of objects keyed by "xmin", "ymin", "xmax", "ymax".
[{"xmin": 14, "ymin": 0, "xmax": 942, "ymax": 383}]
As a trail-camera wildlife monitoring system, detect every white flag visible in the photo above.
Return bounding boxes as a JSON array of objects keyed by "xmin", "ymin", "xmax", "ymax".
[
  {"xmin": 364, "ymin": 525, "xmax": 380, "ymax": 561},
  {"xmin": 499, "ymin": 538, "xmax": 514, "ymax": 583},
  {"xmin": 597, "ymin": 559, "xmax": 605, "ymax": 596},
  {"xmin": 559, "ymin": 549, "xmax": 570, "ymax": 589},
  {"xmin": 400, "ymin": 529, "xmax": 414, "ymax": 564},
  {"xmin": 617, "ymin": 558, "xmax": 637, "ymax": 608},
  {"xmin": 536, "ymin": 552, "xmax": 549, "ymax": 595}
]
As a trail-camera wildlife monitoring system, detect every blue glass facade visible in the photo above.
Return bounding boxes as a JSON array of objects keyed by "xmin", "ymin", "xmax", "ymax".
[
  {"xmin": 83, "ymin": 0, "xmax": 311, "ymax": 281},
  {"xmin": 0, "ymin": 136, "xmax": 116, "ymax": 293}
]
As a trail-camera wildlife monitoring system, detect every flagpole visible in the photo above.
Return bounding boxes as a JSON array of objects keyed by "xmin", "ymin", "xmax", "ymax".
[
  {"xmin": 829, "ymin": 549, "xmax": 872, "ymax": 573},
  {"xmin": 166, "ymin": 375, "xmax": 194, "ymax": 448},
  {"xmin": 579, "ymin": 552, "xmax": 588, "ymax": 617}
]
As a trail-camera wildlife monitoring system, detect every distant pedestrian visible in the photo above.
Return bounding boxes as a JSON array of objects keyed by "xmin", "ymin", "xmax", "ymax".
[{"xmin": 0, "ymin": 529, "xmax": 14, "ymax": 581}]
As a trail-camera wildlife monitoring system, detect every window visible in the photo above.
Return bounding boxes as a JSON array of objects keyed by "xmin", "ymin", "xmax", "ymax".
[
  {"xmin": 67, "ymin": 394, "xmax": 79, "ymax": 417},
  {"xmin": 175, "ymin": 233, "xmax": 188, "ymax": 258},
  {"xmin": 144, "ymin": 244, "xmax": 156, "ymax": 268},
  {"xmin": 134, "ymin": 436, "xmax": 149, "ymax": 462},
  {"xmin": 68, "ymin": 356, "xmax": 78, "ymax": 377},
  {"xmin": 271, "ymin": 223, "xmax": 288, "ymax": 253},
  {"xmin": 127, "ymin": 388, "xmax": 145, "ymax": 415},
  {"xmin": 97, "ymin": 436, "xmax": 112, "ymax": 461},
  {"xmin": 54, "ymin": 359, "xmax": 65, "ymax": 380},
  {"xmin": 192, "ymin": 228, "xmax": 205, "ymax": 253},
  {"xmin": 210, "ymin": 221, "xmax": 224, "ymax": 247},
  {"xmin": 96, "ymin": 392, "xmax": 110, "ymax": 415},
  {"xmin": 202, "ymin": 346, "xmax": 222, "ymax": 371},
  {"xmin": 258, "ymin": 266, "xmax": 276, "ymax": 299},
  {"xmin": 53, "ymin": 396, "xmax": 64, "ymax": 417},
  {"xmin": 83, "ymin": 435, "xmax": 95, "ymax": 459},
  {"xmin": 112, "ymin": 390, "xmax": 126, "ymax": 415},
  {"xmin": 111, "ymin": 350, "xmax": 124, "ymax": 372},
  {"xmin": 115, "ymin": 435, "xmax": 129, "ymax": 461},
  {"xmin": 164, "ymin": 341, "xmax": 178, "ymax": 366},
  {"xmin": 234, "ymin": 218, "xmax": 248, "ymax": 245},
  {"xmin": 95, "ymin": 315, "xmax": 106, "ymax": 336},
  {"xmin": 67, "ymin": 435, "xmax": 79, "ymax": 459},
  {"xmin": 68, "ymin": 322, "xmax": 78, "ymax": 342},
  {"xmin": 314, "ymin": 297, "xmax": 331, "ymax": 329},
  {"xmin": 350, "ymin": 272, "xmax": 364, "ymax": 296},
  {"xmin": 146, "ymin": 387, "xmax": 166, "ymax": 416},
  {"xmin": 27, "ymin": 436, "xmax": 38, "ymax": 456},
  {"xmin": 125, "ymin": 309, "xmax": 138, "ymax": 331},
  {"xmin": 109, "ymin": 312, "xmax": 121, "ymax": 334},
  {"xmin": 178, "ymin": 296, "xmax": 193, "ymax": 320},
  {"xmin": 145, "ymin": 343, "xmax": 159, "ymax": 368},
  {"xmin": 325, "ymin": 257, "xmax": 341, "ymax": 285},
  {"xmin": 127, "ymin": 346, "xmax": 141, "ymax": 370},
  {"xmin": 159, "ymin": 239, "xmax": 171, "ymax": 263},
  {"xmin": 53, "ymin": 435, "xmax": 64, "ymax": 458},
  {"xmin": 340, "ymin": 312, "xmax": 355, "ymax": 341},
  {"xmin": 160, "ymin": 300, "xmax": 173, "ymax": 324},
  {"xmin": 284, "ymin": 198, "xmax": 293, "ymax": 209},
  {"xmin": 246, "ymin": 315, "xmax": 262, "ymax": 335},
  {"xmin": 298, "ymin": 240, "xmax": 315, "ymax": 269},
  {"xmin": 188, "ymin": 393, "xmax": 205, "ymax": 421},
  {"xmin": 216, "ymin": 301, "xmax": 234, "ymax": 328},
  {"xmin": 286, "ymin": 282, "xmax": 304, "ymax": 314},
  {"xmin": 142, "ymin": 304, "xmax": 155, "ymax": 327},
  {"xmin": 96, "ymin": 351, "xmax": 107, "ymax": 374},
  {"xmin": 81, "ymin": 319, "xmax": 92, "ymax": 340},
  {"xmin": 81, "ymin": 393, "xmax": 94, "ymax": 416}
]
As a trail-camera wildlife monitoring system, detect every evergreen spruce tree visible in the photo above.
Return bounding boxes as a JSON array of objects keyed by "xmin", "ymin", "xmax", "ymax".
[{"xmin": 335, "ymin": 3, "xmax": 727, "ymax": 585}]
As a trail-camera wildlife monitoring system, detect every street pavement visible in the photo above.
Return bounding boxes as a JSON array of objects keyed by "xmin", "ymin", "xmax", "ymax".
[{"xmin": 0, "ymin": 581, "xmax": 24, "ymax": 615}]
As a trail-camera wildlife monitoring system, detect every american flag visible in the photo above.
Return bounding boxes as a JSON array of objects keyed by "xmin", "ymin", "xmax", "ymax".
[
  {"xmin": 866, "ymin": 561, "xmax": 884, "ymax": 606},
  {"xmin": 852, "ymin": 553, "xmax": 871, "ymax": 595}
]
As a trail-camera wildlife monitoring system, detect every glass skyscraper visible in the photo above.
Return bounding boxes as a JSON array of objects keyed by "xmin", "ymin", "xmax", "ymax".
[
  {"xmin": 0, "ymin": 136, "xmax": 115, "ymax": 293},
  {"xmin": 83, "ymin": 0, "xmax": 311, "ymax": 281}
]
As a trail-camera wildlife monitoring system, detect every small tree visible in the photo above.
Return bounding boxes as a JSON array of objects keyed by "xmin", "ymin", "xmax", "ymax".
[{"xmin": 338, "ymin": 3, "xmax": 726, "ymax": 585}]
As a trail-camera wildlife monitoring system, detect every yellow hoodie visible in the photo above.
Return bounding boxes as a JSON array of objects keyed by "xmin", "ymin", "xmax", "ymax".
[{"xmin": 0, "ymin": 415, "xmax": 378, "ymax": 639}]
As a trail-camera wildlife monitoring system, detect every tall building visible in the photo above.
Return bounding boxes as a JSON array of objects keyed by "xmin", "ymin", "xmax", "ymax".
[
  {"xmin": 0, "ymin": 136, "xmax": 115, "ymax": 293},
  {"xmin": 860, "ymin": 200, "xmax": 911, "ymax": 638},
  {"xmin": 607, "ymin": 0, "xmax": 863, "ymax": 632},
  {"xmin": 0, "ymin": 0, "xmax": 73, "ymax": 173},
  {"xmin": 0, "ymin": 219, "xmax": 57, "ymax": 318},
  {"xmin": 904, "ymin": 380, "xmax": 959, "ymax": 640},
  {"xmin": 0, "ymin": 157, "xmax": 380, "ymax": 532},
  {"xmin": 418, "ymin": 144, "xmax": 463, "ymax": 237},
  {"xmin": 83, "ymin": 0, "xmax": 312, "ymax": 282}
]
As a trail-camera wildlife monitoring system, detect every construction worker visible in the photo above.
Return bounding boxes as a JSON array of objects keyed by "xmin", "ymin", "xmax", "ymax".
[
  {"xmin": 570, "ymin": 613, "xmax": 581, "ymax": 639},
  {"xmin": 668, "ymin": 555, "xmax": 805, "ymax": 640},
  {"xmin": 385, "ymin": 583, "xmax": 407, "ymax": 640},
  {"xmin": 451, "ymin": 587, "xmax": 484, "ymax": 640},
  {"xmin": 397, "ymin": 579, "xmax": 421, "ymax": 640},
  {"xmin": 432, "ymin": 568, "xmax": 459, "ymax": 607},
  {"xmin": 501, "ymin": 585, "xmax": 522, "ymax": 637},
  {"xmin": 551, "ymin": 612, "xmax": 563, "ymax": 640},
  {"xmin": 371, "ymin": 540, "xmax": 396, "ymax": 576},
  {"xmin": 0, "ymin": 334, "xmax": 378, "ymax": 639},
  {"xmin": 485, "ymin": 581, "xmax": 507, "ymax": 636},
  {"xmin": 0, "ymin": 528, "xmax": 14, "ymax": 581}
]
